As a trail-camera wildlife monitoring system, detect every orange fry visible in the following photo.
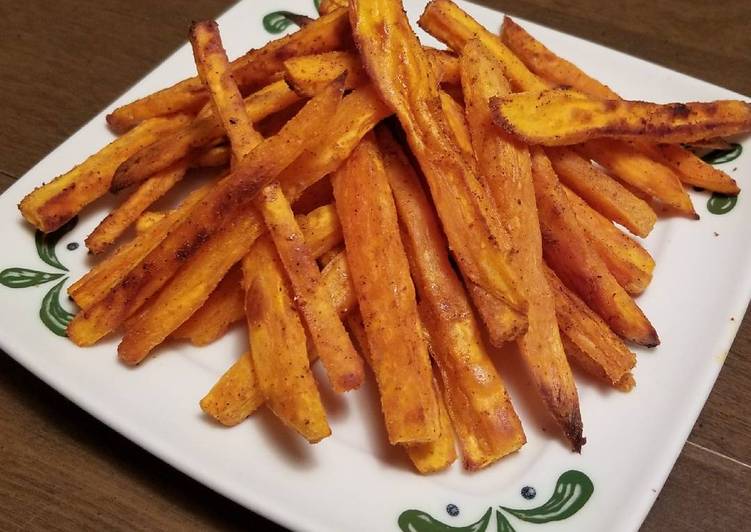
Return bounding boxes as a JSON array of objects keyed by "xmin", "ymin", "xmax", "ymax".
[
  {"xmin": 200, "ymin": 351, "xmax": 265, "ymax": 426},
  {"xmin": 332, "ymin": 134, "xmax": 440, "ymax": 444},
  {"xmin": 380, "ymin": 127, "xmax": 526, "ymax": 467},
  {"xmin": 500, "ymin": 17, "xmax": 740, "ymax": 195},
  {"xmin": 460, "ymin": 40, "xmax": 583, "ymax": 451},
  {"xmin": 19, "ymin": 114, "xmax": 190, "ymax": 233},
  {"xmin": 351, "ymin": 0, "xmax": 527, "ymax": 336},
  {"xmin": 106, "ymin": 7, "xmax": 351, "ymax": 132}
]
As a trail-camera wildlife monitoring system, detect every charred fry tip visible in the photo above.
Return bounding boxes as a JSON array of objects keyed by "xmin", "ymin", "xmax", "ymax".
[{"xmin": 564, "ymin": 412, "xmax": 586, "ymax": 453}]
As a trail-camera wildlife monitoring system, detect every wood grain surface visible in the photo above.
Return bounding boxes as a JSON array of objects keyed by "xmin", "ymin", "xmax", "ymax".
[{"xmin": 0, "ymin": 1, "xmax": 749, "ymax": 530}]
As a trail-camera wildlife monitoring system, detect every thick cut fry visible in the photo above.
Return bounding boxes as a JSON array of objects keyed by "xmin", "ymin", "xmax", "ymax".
[
  {"xmin": 70, "ymin": 80, "xmax": 344, "ymax": 351},
  {"xmin": 284, "ymin": 51, "xmax": 367, "ymax": 97},
  {"xmin": 545, "ymin": 266, "xmax": 636, "ymax": 387},
  {"xmin": 531, "ymin": 147, "xmax": 659, "ymax": 347},
  {"xmin": 242, "ymin": 236, "xmax": 331, "ymax": 443},
  {"xmin": 106, "ymin": 8, "xmax": 351, "ymax": 132},
  {"xmin": 193, "ymin": 20, "xmax": 362, "ymax": 392},
  {"xmin": 500, "ymin": 17, "xmax": 740, "ymax": 195},
  {"xmin": 491, "ymin": 88, "xmax": 751, "ymax": 146},
  {"xmin": 563, "ymin": 186, "xmax": 654, "ymax": 295},
  {"xmin": 418, "ymin": 0, "xmax": 696, "ymax": 215},
  {"xmin": 332, "ymin": 135, "xmax": 439, "ymax": 444},
  {"xmin": 545, "ymin": 146, "xmax": 656, "ymax": 238},
  {"xmin": 578, "ymin": 139, "xmax": 696, "ymax": 216},
  {"xmin": 112, "ymin": 79, "xmax": 299, "ymax": 191},
  {"xmin": 171, "ymin": 265, "xmax": 245, "ymax": 345},
  {"xmin": 351, "ymin": 0, "xmax": 527, "ymax": 338},
  {"xmin": 19, "ymin": 114, "xmax": 191, "ymax": 233},
  {"xmin": 68, "ymin": 183, "xmax": 212, "ymax": 310},
  {"xmin": 379, "ymin": 128, "xmax": 525, "ymax": 467},
  {"xmin": 85, "ymin": 162, "xmax": 189, "ymax": 254},
  {"xmin": 460, "ymin": 40, "xmax": 583, "ymax": 451},
  {"xmin": 94, "ymin": 87, "xmax": 384, "ymax": 364},
  {"xmin": 346, "ymin": 312, "xmax": 457, "ymax": 473},
  {"xmin": 200, "ymin": 351, "xmax": 265, "ymax": 426}
]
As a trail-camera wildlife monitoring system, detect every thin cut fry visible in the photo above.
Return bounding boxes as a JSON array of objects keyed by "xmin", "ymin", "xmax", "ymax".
[
  {"xmin": 500, "ymin": 17, "xmax": 740, "ymax": 195},
  {"xmin": 379, "ymin": 127, "xmax": 525, "ymax": 467},
  {"xmin": 531, "ymin": 147, "xmax": 659, "ymax": 347},
  {"xmin": 135, "ymin": 211, "xmax": 167, "ymax": 233},
  {"xmin": 193, "ymin": 20, "xmax": 362, "ymax": 392},
  {"xmin": 460, "ymin": 40, "xmax": 582, "ymax": 451},
  {"xmin": 242, "ymin": 236, "xmax": 331, "ymax": 443},
  {"xmin": 332, "ymin": 134, "xmax": 439, "ymax": 444},
  {"xmin": 112, "ymin": 79, "xmax": 299, "ymax": 191},
  {"xmin": 578, "ymin": 139, "xmax": 697, "ymax": 217},
  {"xmin": 491, "ymin": 88, "xmax": 751, "ymax": 146},
  {"xmin": 70, "ymin": 79, "xmax": 344, "ymax": 350},
  {"xmin": 418, "ymin": 0, "xmax": 696, "ymax": 216},
  {"xmin": 320, "ymin": 251, "xmax": 358, "ymax": 316},
  {"xmin": 200, "ymin": 351, "xmax": 264, "ymax": 426},
  {"xmin": 106, "ymin": 7, "xmax": 351, "ymax": 132},
  {"xmin": 351, "ymin": 0, "xmax": 527, "ymax": 339},
  {"xmin": 545, "ymin": 266, "xmax": 636, "ymax": 387},
  {"xmin": 85, "ymin": 161, "xmax": 189, "ymax": 254},
  {"xmin": 19, "ymin": 114, "xmax": 191, "ymax": 233},
  {"xmin": 563, "ymin": 185, "xmax": 655, "ymax": 296},
  {"xmin": 545, "ymin": 146, "xmax": 656, "ymax": 238}
]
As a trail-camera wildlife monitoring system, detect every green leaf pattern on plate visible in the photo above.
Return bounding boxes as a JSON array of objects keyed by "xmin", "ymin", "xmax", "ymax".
[
  {"xmin": 398, "ymin": 471, "xmax": 593, "ymax": 531},
  {"xmin": 701, "ymin": 143, "xmax": 742, "ymax": 165},
  {"xmin": 263, "ymin": 11, "xmax": 300, "ymax": 34},
  {"xmin": 2, "ymin": 217, "xmax": 78, "ymax": 336},
  {"xmin": 707, "ymin": 193, "xmax": 738, "ymax": 215}
]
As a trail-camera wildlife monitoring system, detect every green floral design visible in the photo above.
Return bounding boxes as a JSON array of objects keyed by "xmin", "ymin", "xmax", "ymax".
[
  {"xmin": 699, "ymin": 143, "xmax": 743, "ymax": 215},
  {"xmin": 398, "ymin": 470, "xmax": 593, "ymax": 532},
  {"xmin": 0, "ymin": 218, "xmax": 78, "ymax": 336},
  {"xmin": 263, "ymin": 1, "xmax": 321, "ymax": 35}
]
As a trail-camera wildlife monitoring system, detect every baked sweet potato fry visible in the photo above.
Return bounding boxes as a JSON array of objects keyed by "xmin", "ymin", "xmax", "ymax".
[
  {"xmin": 194, "ymin": 20, "xmax": 362, "ymax": 392},
  {"xmin": 112, "ymin": 79, "xmax": 299, "ymax": 191},
  {"xmin": 439, "ymin": 91, "xmax": 475, "ymax": 163},
  {"xmin": 379, "ymin": 128, "xmax": 525, "ymax": 467},
  {"xmin": 98, "ymin": 86, "xmax": 382, "ymax": 364},
  {"xmin": 70, "ymin": 79, "xmax": 344, "ymax": 350},
  {"xmin": 351, "ymin": 0, "xmax": 527, "ymax": 337},
  {"xmin": 531, "ymin": 147, "xmax": 659, "ymax": 347},
  {"xmin": 200, "ymin": 351, "xmax": 265, "ymax": 426},
  {"xmin": 320, "ymin": 251, "xmax": 357, "ymax": 317},
  {"xmin": 578, "ymin": 139, "xmax": 696, "ymax": 216},
  {"xmin": 19, "ymin": 114, "xmax": 191, "ymax": 233},
  {"xmin": 85, "ymin": 161, "xmax": 189, "ymax": 254},
  {"xmin": 67, "ymin": 182, "xmax": 212, "ymax": 310},
  {"xmin": 545, "ymin": 266, "xmax": 636, "ymax": 387},
  {"xmin": 106, "ymin": 7, "xmax": 351, "ymax": 132},
  {"xmin": 500, "ymin": 17, "xmax": 740, "ymax": 195},
  {"xmin": 346, "ymin": 312, "xmax": 457, "ymax": 473},
  {"xmin": 545, "ymin": 146, "xmax": 656, "ymax": 238},
  {"xmin": 242, "ymin": 236, "xmax": 331, "ymax": 443},
  {"xmin": 563, "ymin": 185, "xmax": 654, "ymax": 295},
  {"xmin": 491, "ymin": 88, "xmax": 751, "ymax": 146},
  {"xmin": 460, "ymin": 40, "xmax": 583, "ymax": 451},
  {"xmin": 284, "ymin": 51, "xmax": 367, "ymax": 97},
  {"xmin": 419, "ymin": 0, "xmax": 696, "ymax": 215},
  {"xmin": 332, "ymin": 134, "xmax": 439, "ymax": 444},
  {"xmin": 134, "ymin": 211, "xmax": 167, "ymax": 233},
  {"xmin": 318, "ymin": 0, "xmax": 349, "ymax": 15}
]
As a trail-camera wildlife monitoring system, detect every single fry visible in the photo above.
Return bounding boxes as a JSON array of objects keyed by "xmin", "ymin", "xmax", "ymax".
[
  {"xmin": 380, "ymin": 127, "xmax": 526, "ymax": 467},
  {"xmin": 545, "ymin": 266, "xmax": 636, "ymax": 387},
  {"xmin": 113, "ymin": 79, "xmax": 299, "ymax": 191},
  {"xmin": 67, "ymin": 182, "xmax": 212, "ymax": 310},
  {"xmin": 531, "ymin": 147, "xmax": 659, "ymax": 347},
  {"xmin": 200, "ymin": 351, "xmax": 264, "ymax": 426},
  {"xmin": 284, "ymin": 51, "xmax": 368, "ymax": 97},
  {"xmin": 243, "ymin": 236, "xmax": 331, "ymax": 443},
  {"xmin": 545, "ymin": 146, "xmax": 656, "ymax": 238},
  {"xmin": 106, "ymin": 7, "xmax": 351, "ymax": 132},
  {"xmin": 578, "ymin": 139, "xmax": 696, "ymax": 217},
  {"xmin": 332, "ymin": 134, "xmax": 439, "ymax": 444},
  {"xmin": 320, "ymin": 251, "xmax": 358, "ymax": 317},
  {"xmin": 439, "ymin": 91, "xmax": 475, "ymax": 163},
  {"xmin": 491, "ymin": 88, "xmax": 751, "ymax": 146},
  {"xmin": 85, "ymin": 161, "xmax": 189, "ymax": 254},
  {"xmin": 460, "ymin": 40, "xmax": 583, "ymax": 451},
  {"xmin": 500, "ymin": 17, "xmax": 740, "ymax": 195},
  {"xmin": 563, "ymin": 185, "xmax": 655, "ymax": 295},
  {"xmin": 351, "ymin": 0, "xmax": 527, "ymax": 336},
  {"xmin": 70, "ymin": 80, "xmax": 344, "ymax": 350},
  {"xmin": 19, "ymin": 114, "xmax": 190, "ymax": 233},
  {"xmin": 134, "ymin": 211, "xmax": 167, "ymax": 233}
]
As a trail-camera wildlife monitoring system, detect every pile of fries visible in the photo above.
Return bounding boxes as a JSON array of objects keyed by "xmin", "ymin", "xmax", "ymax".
[{"xmin": 19, "ymin": 0, "xmax": 750, "ymax": 473}]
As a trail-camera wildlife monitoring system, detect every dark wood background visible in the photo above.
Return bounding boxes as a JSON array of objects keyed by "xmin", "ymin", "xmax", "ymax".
[{"xmin": 0, "ymin": 1, "xmax": 749, "ymax": 530}]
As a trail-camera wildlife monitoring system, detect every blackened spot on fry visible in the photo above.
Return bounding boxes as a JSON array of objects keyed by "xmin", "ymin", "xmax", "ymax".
[{"xmin": 670, "ymin": 103, "xmax": 691, "ymax": 119}]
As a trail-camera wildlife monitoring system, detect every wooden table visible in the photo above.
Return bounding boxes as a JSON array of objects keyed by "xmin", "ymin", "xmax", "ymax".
[{"xmin": 1, "ymin": 1, "xmax": 749, "ymax": 530}]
